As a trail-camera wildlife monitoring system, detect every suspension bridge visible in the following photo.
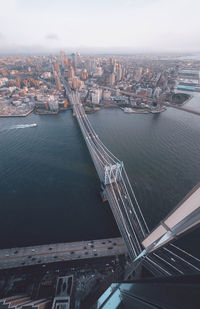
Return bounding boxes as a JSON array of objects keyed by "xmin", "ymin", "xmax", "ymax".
[{"xmin": 61, "ymin": 77, "xmax": 200, "ymax": 277}]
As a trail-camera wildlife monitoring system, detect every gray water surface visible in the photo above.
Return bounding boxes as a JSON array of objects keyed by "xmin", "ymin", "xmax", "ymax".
[{"xmin": 0, "ymin": 108, "xmax": 199, "ymax": 257}]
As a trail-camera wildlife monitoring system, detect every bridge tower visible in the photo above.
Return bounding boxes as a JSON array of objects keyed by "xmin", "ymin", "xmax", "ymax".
[{"xmin": 104, "ymin": 162, "xmax": 123, "ymax": 185}]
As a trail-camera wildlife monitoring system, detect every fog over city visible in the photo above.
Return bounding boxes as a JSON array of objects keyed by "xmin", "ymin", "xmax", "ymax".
[{"xmin": 0, "ymin": 0, "xmax": 200, "ymax": 53}]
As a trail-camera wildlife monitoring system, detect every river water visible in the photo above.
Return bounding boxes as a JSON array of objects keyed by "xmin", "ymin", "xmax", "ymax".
[{"xmin": 0, "ymin": 98, "xmax": 200, "ymax": 257}]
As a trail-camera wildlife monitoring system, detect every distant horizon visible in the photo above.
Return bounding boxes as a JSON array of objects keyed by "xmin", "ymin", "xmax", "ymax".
[{"xmin": 0, "ymin": 48, "xmax": 199, "ymax": 57}]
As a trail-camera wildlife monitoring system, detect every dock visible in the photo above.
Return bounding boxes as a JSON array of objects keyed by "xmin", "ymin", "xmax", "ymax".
[{"xmin": 0, "ymin": 237, "xmax": 126, "ymax": 270}]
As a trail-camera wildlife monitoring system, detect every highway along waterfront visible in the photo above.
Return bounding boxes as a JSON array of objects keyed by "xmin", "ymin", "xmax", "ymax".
[{"xmin": 0, "ymin": 107, "xmax": 200, "ymax": 258}]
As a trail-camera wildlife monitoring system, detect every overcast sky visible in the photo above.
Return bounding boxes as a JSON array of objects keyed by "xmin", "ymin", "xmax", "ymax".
[{"xmin": 0, "ymin": 0, "xmax": 200, "ymax": 53}]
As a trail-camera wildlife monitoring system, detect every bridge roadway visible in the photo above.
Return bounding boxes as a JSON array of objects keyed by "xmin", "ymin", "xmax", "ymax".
[
  {"xmin": 70, "ymin": 91, "xmax": 146, "ymax": 260},
  {"xmin": 61, "ymin": 78, "xmax": 200, "ymax": 277},
  {"xmin": 0, "ymin": 237, "xmax": 126, "ymax": 270}
]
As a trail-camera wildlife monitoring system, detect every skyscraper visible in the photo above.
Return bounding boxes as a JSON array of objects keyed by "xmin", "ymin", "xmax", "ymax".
[
  {"xmin": 60, "ymin": 50, "xmax": 66, "ymax": 67},
  {"xmin": 69, "ymin": 66, "xmax": 74, "ymax": 79},
  {"xmin": 71, "ymin": 53, "xmax": 76, "ymax": 68}
]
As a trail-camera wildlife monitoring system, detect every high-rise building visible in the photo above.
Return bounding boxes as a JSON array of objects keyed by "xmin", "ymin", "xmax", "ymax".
[
  {"xmin": 81, "ymin": 69, "xmax": 88, "ymax": 80},
  {"xmin": 134, "ymin": 67, "xmax": 143, "ymax": 82},
  {"xmin": 72, "ymin": 77, "xmax": 79, "ymax": 90},
  {"xmin": 54, "ymin": 71, "xmax": 62, "ymax": 91},
  {"xmin": 109, "ymin": 73, "xmax": 115, "ymax": 85},
  {"xmin": 68, "ymin": 66, "xmax": 74, "ymax": 79},
  {"xmin": 76, "ymin": 52, "xmax": 81, "ymax": 68},
  {"xmin": 68, "ymin": 58, "xmax": 72, "ymax": 67},
  {"xmin": 96, "ymin": 66, "xmax": 103, "ymax": 76},
  {"xmin": 53, "ymin": 61, "xmax": 60, "ymax": 73},
  {"xmin": 16, "ymin": 77, "xmax": 21, "ymax": 88},
  {"xmin": 71, "ymin": 53, "xmax": 76, "ymax": 68},
  {"xmin": 86, "ymin": 59, "xmax": 91, "ymax": 73},
  {"xmin": 60, "ymin": 50, "xmax": 66, "ymax": 67},
  {"xmin": 117, "ymin": 64, "xmax": 122, "ymax": 81}
]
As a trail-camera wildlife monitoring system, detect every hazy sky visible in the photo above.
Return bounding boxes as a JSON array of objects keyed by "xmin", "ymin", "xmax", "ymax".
[{"xmin": 0, "ymin": 0, "xmax": 200, "ymax": 53}]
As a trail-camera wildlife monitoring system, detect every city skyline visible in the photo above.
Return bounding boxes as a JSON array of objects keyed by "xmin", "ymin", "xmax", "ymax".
[{"xmin": 0, "ymin": 0, "xmax": 200, "ymax": 54}]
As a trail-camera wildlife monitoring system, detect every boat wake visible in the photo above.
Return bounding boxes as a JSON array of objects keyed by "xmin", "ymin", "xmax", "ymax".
[
  {"xmin": 12, "ymin": 123, "xmax": 37, "ymax": 129},
  {"xmin": 0, "ymin": 124, "xmax": 37, "ymax": 132}
]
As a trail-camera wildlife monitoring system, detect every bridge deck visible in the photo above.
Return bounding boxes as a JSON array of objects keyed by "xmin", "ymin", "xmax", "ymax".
[{"xmin": 0, "ymin": 237, "xmax": 126, "ymax": 270}]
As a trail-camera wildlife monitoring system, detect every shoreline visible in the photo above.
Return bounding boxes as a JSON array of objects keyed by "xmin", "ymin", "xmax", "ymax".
[
  {"xmin": 35, "ymin": 110, "xmax": 59, "ymax": 115},
  {"xmin": 120, "ymin": 107, "xmax": 166, "ymax": 114},
  {"xmin": 35, "ymin": 107, "xmax": 72, "ymax": 115}
]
